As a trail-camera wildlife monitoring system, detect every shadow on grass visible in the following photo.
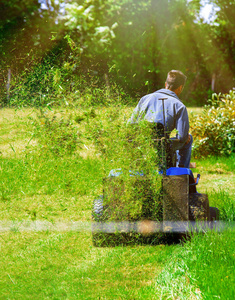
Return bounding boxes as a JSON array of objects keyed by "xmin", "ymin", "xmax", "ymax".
[{"xmin": 92, "ymin": 232, "xmax": 189, "ymax": 247}]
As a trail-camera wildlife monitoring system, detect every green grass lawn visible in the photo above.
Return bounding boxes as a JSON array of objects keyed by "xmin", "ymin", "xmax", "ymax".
[
  {"xmin": 0, "ymin": 231, "xmax": 177, "ymax": 299},
  {"xmin": 0, "ymin": 107, "xmax": 234, "ymax": 299}
]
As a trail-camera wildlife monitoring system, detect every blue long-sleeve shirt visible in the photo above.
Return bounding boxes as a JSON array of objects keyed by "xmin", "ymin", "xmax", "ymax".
[{"xmin": 128, "ymin": 89, "xmax": 189, "ymax": 143}]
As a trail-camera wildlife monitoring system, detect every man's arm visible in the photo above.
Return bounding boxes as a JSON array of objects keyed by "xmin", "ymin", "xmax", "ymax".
[{"xmin": 175, "ymin": 105, "xmax": 190, "ymax": 143}]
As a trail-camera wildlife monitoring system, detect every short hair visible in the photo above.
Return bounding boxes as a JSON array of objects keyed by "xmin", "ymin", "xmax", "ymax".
[{"xmin": 165, "ymin": 70, "xmax": 187, "ymax": 91}]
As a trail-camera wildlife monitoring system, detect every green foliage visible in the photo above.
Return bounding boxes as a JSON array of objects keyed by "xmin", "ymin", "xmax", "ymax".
[
  {"xmin": 62, "ymin": 1, "xmax": 117, "ymax": 53},
  {"xmin": 191, "ymin": 90, "xmax": 235, "ymax": 156},
  {"xmin": 31, "ymin": 109, "xmax": 81, "ymax": 157},
  {"xmin": 0, "ymin": 0, "xmax": 234, "ymax": 107},
  {"xmin": 5, "ymin": 50, "xmax": 129, "ymax": 108},
  {"xmin": 87, "ymin": 108, "xmax": 158, "ymax": 170},
  {"xmin": 87, "ymin": 107, "xmax": 162, "ymax": 222},
  {"xmin": 7, "ymin": 60, "xmax": 65, "ymax": 107},
  {"xmin": 103, "ymin": 175, "xmax": 162, "ymax": 222},
  {"xmin": 0, "ymin": 0, "xmax": 63, "ymax": 95}
]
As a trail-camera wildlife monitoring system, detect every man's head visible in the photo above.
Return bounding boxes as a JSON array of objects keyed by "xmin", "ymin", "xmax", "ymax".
[{"xmin": 165, "ymin": 70, "xmax": 187, "ymax": 96}]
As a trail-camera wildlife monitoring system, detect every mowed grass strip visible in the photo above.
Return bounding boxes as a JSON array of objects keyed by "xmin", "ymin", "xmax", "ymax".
[{"xmin": 0, "ymin": 231, "xmax": 175, "ymax": 300}]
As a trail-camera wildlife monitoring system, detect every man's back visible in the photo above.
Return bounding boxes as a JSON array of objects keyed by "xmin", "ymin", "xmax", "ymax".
[{"xmin": 129, "ymin": 88, "xmax": 189, "ymax": 143}]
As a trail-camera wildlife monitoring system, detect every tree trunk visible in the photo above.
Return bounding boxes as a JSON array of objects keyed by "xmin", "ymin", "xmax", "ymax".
[
  {"xmin": 6, "ymin": 68, "xmax": 11, "ymax": 101},
  {"xmin": 211, "ymin": 73, "xmax": 216, "ymax": 92}
]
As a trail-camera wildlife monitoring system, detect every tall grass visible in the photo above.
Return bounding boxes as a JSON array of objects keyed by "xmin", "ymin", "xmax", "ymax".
[
  {"xmin": 156, "ymin": 229, "xmax": 235, "ymax": 299},
  {"xmin": 0, "ymin": 154, "xmax": 103, "ymax": 222},
  {"xmin": 5, "ymin": 59, "xmax": 131, "ymax": 108}
]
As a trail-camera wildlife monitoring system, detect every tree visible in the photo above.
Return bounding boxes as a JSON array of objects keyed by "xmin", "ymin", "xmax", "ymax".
[
  {"xmin": 207, "ymin": 0, "xmax": 235, "ymax": 92},
  {"xmin": 0, "ymin": 0, "xmax": 65, "ymax": 103},
  {"xmin": 1, "ymin": 0, "xmax": 234, "ymax": 107}
]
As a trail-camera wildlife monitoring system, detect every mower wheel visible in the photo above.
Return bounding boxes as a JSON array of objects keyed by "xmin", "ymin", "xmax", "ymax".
[
  {"xmin": 92, "ymin": 196, "xmax": 105, "ymax": 222},
  {"xmin": 189, "ymin": 193, "xmax": 210, "ymax": 221},
  {"xmin": 92, "ymin": 196, "xmax": 110, "ymax": 247}
]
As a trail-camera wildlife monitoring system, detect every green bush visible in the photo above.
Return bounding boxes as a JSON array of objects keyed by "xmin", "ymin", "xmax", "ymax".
[
  {"xmin": 87, "ymin": 107, "xmax": 162, "ymax": 221},
  {"xmin": 191, "ymin": 90, "xmax": 235, "ymax": 157},
  {"xmin": 31, "ymin": 109, "xmax": 81, "ymax": 156}
]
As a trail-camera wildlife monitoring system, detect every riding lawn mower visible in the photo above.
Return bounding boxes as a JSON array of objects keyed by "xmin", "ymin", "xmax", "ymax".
[{"xmin": 92, "ymin": 99, "xmax": 219, "ymax": 246}]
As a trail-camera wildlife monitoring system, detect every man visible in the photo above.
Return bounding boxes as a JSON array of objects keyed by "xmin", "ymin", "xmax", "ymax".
[{"xmin": 128, "ymin": 70, "xmax": 192, "ymax": 168}]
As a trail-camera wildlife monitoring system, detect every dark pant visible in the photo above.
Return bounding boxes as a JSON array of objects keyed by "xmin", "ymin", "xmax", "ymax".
[{"xmin": 176, "ymin": 134, "xmax": 193, "ymax": 168}]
